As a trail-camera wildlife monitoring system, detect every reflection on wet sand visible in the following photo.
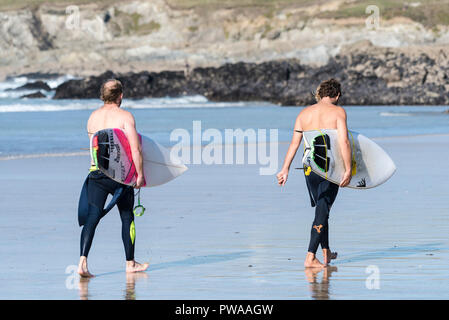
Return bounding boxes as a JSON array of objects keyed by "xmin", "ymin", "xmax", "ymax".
[
  {"xmin": 304, "ymin": 266, "xmax": 338, "ymax": 300},
  {"xmin": 78, "ymin": 272, "xmax": 149, "ymax": 300},
  {"xmin": 78, "ymin": 277, "xmax": 90, "ymax": 300},
  {"xmin": 125, "ymin": 272, "xmax": 149, "ymax": 300}
]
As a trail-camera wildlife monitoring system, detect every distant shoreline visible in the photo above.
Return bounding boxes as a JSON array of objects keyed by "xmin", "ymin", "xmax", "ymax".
[
  {"xmin": 50, "ymin": 49, "xmax": 449, "ymax": 106},
  {"xmin": 4, "ymin": 47, "xmax": 449, "ymax": 106}
]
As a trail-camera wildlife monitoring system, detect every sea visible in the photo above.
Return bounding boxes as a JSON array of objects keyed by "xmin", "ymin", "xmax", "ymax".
[{"xmin": 1, "ymin": 74, "xmax": 448, "ymax": 159}]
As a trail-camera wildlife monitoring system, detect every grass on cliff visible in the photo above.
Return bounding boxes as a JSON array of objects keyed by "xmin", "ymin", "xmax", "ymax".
[
  {"xmin": 167, "ymin": 0, "xmax": 314, "ymax": 8},
  {"xmin": 169, "ymin": 0, "xmax": 449, "ymax": 27},
  {"xmin": 0, "ymin": 0, "xmax": 115, "ymax": 11},
  {"xmin": 0, "ymin": 0, "xmax": 316, "ymax": 11},
  {"xmin": 2, "ymin": 0, "xmax": 449, "ymax": 27},
  {"xmin": 317, "ymin": 0, "xmax": 449, "ymax": 28}
]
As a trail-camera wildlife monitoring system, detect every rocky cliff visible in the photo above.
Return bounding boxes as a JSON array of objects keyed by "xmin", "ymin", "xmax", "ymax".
[
  {"xmin": 53, "ymin": 42, "xmax": 449, "ymax": 105},
  {"xmin": 1, "ymin": 0, "xmax": 449, "ymax": 78}
]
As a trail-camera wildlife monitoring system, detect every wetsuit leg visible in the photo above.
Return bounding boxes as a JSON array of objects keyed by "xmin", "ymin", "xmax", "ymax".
[
  {"xmin": 79, "ymin": 170, "xmax": 136, "ymax": 260},
  {"xmin": 80, "ymin": 172, "xmax": 109, "ymax": 257},
  {"xmin": 305, "ymin": 171, "xmax": 339, "ymax": 254},
  {"xmin": 117, "ymin": 186, "xmax": 135, "ymax": 261}
]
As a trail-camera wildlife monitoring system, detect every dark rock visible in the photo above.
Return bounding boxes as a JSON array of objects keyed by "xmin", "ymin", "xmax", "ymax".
[
  {"xmin": 20, "ymin": 91, "xmax": 46, "ymax": 99},
  {"xmin": 8, "ymin": 80, "xmax": 51, "ymax": 91},
  {"xmin": 6, "ymin": 72, "xmax": 61, "ymax": 80},
  {"xmin": 53, "ymin": 51, "xmax": 449, "ymax": 105}
]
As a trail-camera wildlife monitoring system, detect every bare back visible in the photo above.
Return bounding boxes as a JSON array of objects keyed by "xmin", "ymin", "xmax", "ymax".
[
  {"xmin": 87, "ymin": 105, "xmax": 139, "ymax": 165},
  {"xmin": 294, "ymin": 100, "xmax": 352, "ymax": 181},
  {"xmin": 87, "ymin": 106, "xmax": 128, "ymax": 137},
  {"xmin": 297, "ymin": 102, "xmax": 345, "ymax": 132}
]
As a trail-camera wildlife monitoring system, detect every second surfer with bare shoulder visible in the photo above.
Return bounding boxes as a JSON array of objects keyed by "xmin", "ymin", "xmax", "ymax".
[{"xmin": 277, "ymin": 78, "xmax": 352, "ymax": 268}]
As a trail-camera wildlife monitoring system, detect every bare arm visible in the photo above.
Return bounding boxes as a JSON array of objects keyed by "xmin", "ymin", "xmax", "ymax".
[
  {"xmin": 122, "ymin": 112, "xmax": 144, "ymax": 185},
  {"xmin": 336, "ymin": 107, "xmax": 352, "ymax": 187},
  {"xmin": 277, "ymin": 114, "xmax": 303, "ymax": 186}
]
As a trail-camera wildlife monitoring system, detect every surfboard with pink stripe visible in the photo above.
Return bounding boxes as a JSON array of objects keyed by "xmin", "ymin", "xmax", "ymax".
[{"xmin": 91, "ymin": 128, "xmax": 187, "ymax": 187}]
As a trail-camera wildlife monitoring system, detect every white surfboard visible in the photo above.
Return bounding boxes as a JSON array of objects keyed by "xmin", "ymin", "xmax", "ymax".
[
  {"xmin": 302, "ymin": 129, "xmax": 396, "ymax": 189},
  {"xmin": 91, "ymin": 128, "xmax": 188, "ymax": 187}
]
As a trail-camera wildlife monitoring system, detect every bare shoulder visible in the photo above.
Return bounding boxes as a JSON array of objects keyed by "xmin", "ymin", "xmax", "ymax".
[
  {"xmin": 88, "ymin": 107, "xmax": 100, "ymax": 118},
  {"xmin": 87, "ymin": 108, "xmax": 100, "ymax": 126},
  {"xmin": 335, "ymin": 105, "xmax": 347, "ymax": 118},
  {"xmin": 298, "ymin": 103, "xmax": 316, "ymax": 117},
  {"xmin": 116, "ymin": 108, "xmax": 136, "ymax": 129},
  {"xmin": 117, "ymin": 108, "xmax": 135, "ymax": 121}
]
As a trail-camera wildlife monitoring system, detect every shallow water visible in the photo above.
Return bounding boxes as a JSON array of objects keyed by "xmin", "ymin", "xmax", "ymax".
[{"xmin": 1, "ymin": 99, "xmax": 448, "ymax": 157}]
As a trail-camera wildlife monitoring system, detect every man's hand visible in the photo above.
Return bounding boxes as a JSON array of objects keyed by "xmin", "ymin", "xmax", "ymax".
[
  {"xmin": 339, "ymin": 170, "xmax": 352, "ymax": 187},
  {"xmin": 276, "ymin": 169, "xmax": 289, "ymax": 186},
  {"xmin": 134, "ymin": 175, "xmax": 145, "ymax": 189}
]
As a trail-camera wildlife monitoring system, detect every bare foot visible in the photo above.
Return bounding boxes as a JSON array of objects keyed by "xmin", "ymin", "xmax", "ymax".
[
  {"xmin": 322, "ymin": 249, "xmax": 338, "ymax": 266},
  {"xmin": 126, "ymin": 260, "xmax": 149, "ymax": 273},
  {"xmin": 78, "ymin": 256, "xmax": 95, "ymax": 278},
  {"xmin": 304, "ymin": 252, "xmax": 325, "ymax": 268}
]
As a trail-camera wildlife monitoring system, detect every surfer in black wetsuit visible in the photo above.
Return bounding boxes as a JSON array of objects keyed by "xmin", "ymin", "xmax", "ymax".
[
  {"xmin": 277, "ymin": 79, "xmax": 352, "ymax": 268},
  {"xmin": 77, "ymin": 79, "xmax": 148, "ymax": 277}
]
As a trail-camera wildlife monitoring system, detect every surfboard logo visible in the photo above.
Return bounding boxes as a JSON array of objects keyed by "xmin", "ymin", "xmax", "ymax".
[
  {"xmin": 120, "ymin": 163, "xmax": 126, "ymax": 181},
  {"xmin": 113, "ymin": 144, "xmax": 121, "ymax": 163},
  {"xmin": 357, "ymin": 178, "xmax": 366, "ymax": 188}
]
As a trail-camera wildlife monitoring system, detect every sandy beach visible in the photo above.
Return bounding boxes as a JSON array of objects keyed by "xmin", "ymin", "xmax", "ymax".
[{"xmin": 0, "ymin": 134, "xmax": 448, "ymax": 300}]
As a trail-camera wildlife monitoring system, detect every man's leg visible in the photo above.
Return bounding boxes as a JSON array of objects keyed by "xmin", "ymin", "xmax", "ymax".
[
  {"xmin": 117, "ymin": 187, "xmax": 149, "ymax": 273},
  {"xmin": 319, "ymin": 181, "xmax": 339, "ymax": 265},
  {"xmin": 78, "ymin": 176, "xmax": 109, "ymax": 277},
  {"xmin": 305, "ymin": 196, "xmax": 329, "ymax": 268},
  {"xmin": 79, "ymin": 205, "xmax": 104, "ymax": 277}
]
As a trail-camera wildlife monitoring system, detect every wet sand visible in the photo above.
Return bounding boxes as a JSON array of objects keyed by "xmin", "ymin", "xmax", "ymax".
[{"xmin": 0, "ymin": 134, "xmax": 448, "ymax": 299}]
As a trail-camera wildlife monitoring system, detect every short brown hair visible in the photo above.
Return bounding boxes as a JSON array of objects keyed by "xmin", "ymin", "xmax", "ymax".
[
  {"xmin": 100, "ymin": 79, "xmax": 123, "ymax": 103},
  {"xmin": 315, "ymin": 78, "xmax": 341, "ymax": 102}
]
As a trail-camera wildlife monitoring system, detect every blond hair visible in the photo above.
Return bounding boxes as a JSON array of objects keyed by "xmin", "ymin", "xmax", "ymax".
[{"xmin": 100, "ymin": 79, "xmax": 123, "ymax": 103}]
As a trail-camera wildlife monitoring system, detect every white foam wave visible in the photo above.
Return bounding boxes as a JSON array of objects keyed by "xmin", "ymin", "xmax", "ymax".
[
  {"xmin": 0, "ymin": 74, "xmax": 80, "ymax": 99},
  {"xmin": 0, "ymin": 102, "xmax": 96, "ymax": 112},
  {"xmin": 379, "ymin": 112, "xmax": 414, "ymax": 117},
  {"xmin": 0, "ymin": 151, "xmax": 89, "ymax": 161},
  {"xmin": 0, "ymin": 95, "xmax": 266, "ymax": 112}
]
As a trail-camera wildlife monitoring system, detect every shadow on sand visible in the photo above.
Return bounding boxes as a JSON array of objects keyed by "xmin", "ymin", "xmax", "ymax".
[
  {"xmin": 94, "ymin": 251, "xmax": 252, "ymax": 277},
  {"xmin": 332, "ymin": 243, "xmax": 443, "ymax": 265},
  {"xmin": 78, "ymin": 251, "xmax": 252, "ymax": 300}
]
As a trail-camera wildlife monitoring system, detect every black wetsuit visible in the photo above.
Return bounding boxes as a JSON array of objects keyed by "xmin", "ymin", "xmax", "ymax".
[
  {"xmin": 304, "ymin": 170, "xmax": 339, "ymax": 254},
  {"xmin": 79, "ymin": 170, "xmax": 135, "ymax": 261}
]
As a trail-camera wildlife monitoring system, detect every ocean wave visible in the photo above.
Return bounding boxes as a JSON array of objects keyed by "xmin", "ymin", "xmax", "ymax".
[
  {"xmin": 0, "ymin": 102, "xmax": 95, "ymax": 112},
  {"xmin": 380, "ymin": 110, "xmax": 449, "ymax": 117},
  {"xmin": 0, "ymin": 74, "xmax": 79, "ymax": 99},
  {"xmin": 0, "ymin": 95, "xmax": 265, "ymax": 112},
  {"xmin": 0, "ymin": 151, "xmax": 89, "ymax": 161},
  {"xmin": 379, "ymin": 112, "xmax": 414, "ymax": 117},
  {"xmin": 127, "ymin": 96, "xmax": 250, "ymax": 109}
]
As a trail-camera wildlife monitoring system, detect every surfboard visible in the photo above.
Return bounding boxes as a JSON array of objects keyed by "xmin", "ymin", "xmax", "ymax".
[
  {"xmin": 302, "ymin": 129, "xmax": 396, "ymax": 189},
  {"xmin": 91, "ymin": 128, "xmax": 188, "ymax": 187}
]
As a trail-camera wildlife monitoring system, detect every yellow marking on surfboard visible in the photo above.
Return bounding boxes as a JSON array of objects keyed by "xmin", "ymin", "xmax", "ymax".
[
  {"xmin": 305, "ymin": 166, "xmax": 312, "ymax": 176},
  {"xmin": 349, "ymin": 131, "xmax": 357, "ymax": 176}
]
